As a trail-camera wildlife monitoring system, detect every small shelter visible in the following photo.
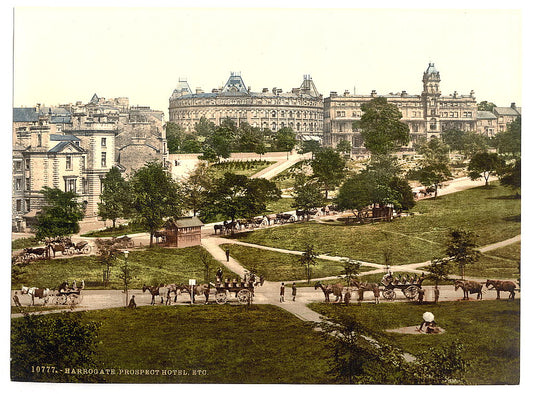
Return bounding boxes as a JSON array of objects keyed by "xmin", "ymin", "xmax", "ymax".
[{"xmin": 158, "ymin": 217, "xmax": 204, "ymax": 248}]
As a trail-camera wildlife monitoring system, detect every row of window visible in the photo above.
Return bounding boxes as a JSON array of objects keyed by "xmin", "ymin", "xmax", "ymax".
[{"xmin": 173, "ymin": 110, "xmax": 322, "ymax": 120}]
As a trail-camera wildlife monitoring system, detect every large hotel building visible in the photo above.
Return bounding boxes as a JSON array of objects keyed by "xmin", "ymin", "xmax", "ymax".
[{"xmin": 169, "ymin": 64, "xmax": 520, "ymax": 153}]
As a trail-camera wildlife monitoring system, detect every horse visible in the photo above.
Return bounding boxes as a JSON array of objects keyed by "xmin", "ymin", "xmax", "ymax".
[
  {"xmin": 142, "ymin": 284, "xmax": 163, "ymax": 305},
  {"xmin": 276, "ymin": 213, "xmax": 295, "ymax": 224},
  {"xmin": 486, "ymin": 279, "xmax": 517, "ymax": 300},
  {"xmin": 350, "ymin": 279, "xmax": 380, "ymax": 302},
  {"xmin": 264, "ymin": 214, "xmax": 278, "ymax": 226},
  {"xmin": 454, "ymin": 280, "xmax": 484, "ymax": 300},
  {"xmin": 314, "ymin": 281, "xmax": 343, "ymax": 303},
  {"xmin": 24, "ymin": 247, "xmax": 48, "ymax": 260},
  {"xmin": 21, "ymin": 286, "xmax": 51, "ymax": 306},
  {"xmin": 214, "ymin": 224, "xmax": 225, "ymax": 235},
  {"xmin": 177, "ymin": 283, "xmax": 211, "ymax": 304}
]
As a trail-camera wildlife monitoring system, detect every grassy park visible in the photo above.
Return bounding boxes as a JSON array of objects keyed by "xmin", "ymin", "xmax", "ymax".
[{"xmin": 230, "ymin": 184, "xmax": 520, "ymax": 276}]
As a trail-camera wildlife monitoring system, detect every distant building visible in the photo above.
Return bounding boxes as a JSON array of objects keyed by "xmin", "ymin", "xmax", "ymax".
[
  {"xmin": 323, "ymin": 63, "xmax": 478, "ymax": 155},
  {"xmin": 168, "ymin": 73, "xmax": 324, "ymax": 139},
  {"xmin": 158, "ymin": 217, "xmax": 204, "ymax": 248},
  {"xmin": 493, "ymin": 103, "xmax": 521, "ymax": 133},
  {"xmin": 12, "ymin": 96, "xmax": 167, "ymax": 231}
]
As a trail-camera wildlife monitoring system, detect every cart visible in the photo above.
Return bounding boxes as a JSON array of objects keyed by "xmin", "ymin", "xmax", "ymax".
[{"xmin": 214, "ymin": 280, "xmax": 255, "ymax": 305}]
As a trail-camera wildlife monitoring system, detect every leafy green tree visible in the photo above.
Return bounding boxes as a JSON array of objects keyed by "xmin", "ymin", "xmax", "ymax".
[
  {"xmin": 446, "ymin": 228, "xmax": 480, "ymax": 280},
  {"xmin": 235, "ymin": 122, "xmax": 264, "ymax": 152},
  {"xmin": 425, "ymin": 258, "xmax": 452, "ymax": 302},
  {"xmin": 339, "ymin": 258, "xmax": 362, "ymax": 286},
  {"xmin": 202, "ymin": 173, "xmax": 280, "ymax": 232},
  {"xmin": 499, "ymin": 159, "xmax": 521, "ymax": 194},
  {"xmin": 468, "ymin": 151, "xmax": 504, "ymax": 186},
  {"xmin": 310, "ymin": 147, "xmax": 347, "ymax": 199},
  {"xmin": 129, "ymin": 161, "xmax": 183, "ymax": 246},
  {"xmin": 274, "ymin": 127, "xmax": 297, "ymax": 155},
  {"xmin": 335, "ymin": 172, "xmax": 374, "ymax": 220},
  {"xmin": 299, "ymin": 243, "xmax": 319, "ymax": 284},
  {"xmin": 203, "ymin": 118, "xmax": 236, "ymax": 161},
  {"xmin": 495, "ymin": 116, "xmax": 521, "ymax": 157},
  {"xmin": 298, "ymin": 139, "xmax": 321, "ymax": 158},
  {"xmin": 477, "ymin": 101, "xmax": 497, "ymax": 112},
  {"xmin": 356, "ymin": 97, "xmax": 410, "ymax": 155},
  {"xmin": 194, "ymin": 116, "xmax": 216, "ymax": 138},
  {"xmin": 414, "ymin": 138, "xmax": 452, "ymax": 198},
  {"xmin": 35, "ymin": 187, "xmax": 85, "ymax": 240},
  {"xmin": 336, "ymin": 139, "xmax": 352, "ymax": 157},
  {"xmin": 98, "ymin": 166, "xmax": 131, "ymax": 228},
  {"xmin": 182, "ymin": 162, "xmax": 214, "ymax": 217},
  {"xmin": 11, "ymin": 313, "xmax": 101, "ymax": 382},
  {"xmin": 181, "ymin": 134, "xmax": 203, "ymax": 153},
  {"xmin": 462, "ymin": 131, "xmax": 489, "ymax": 158},
  {"xmin": 441, "ymin": 128, "xmax": 465, "ymax": 152},
  {"xmin": 94, "ymin": 238, "xmax": 122, "ymax": 287},
  {"xmin": 291, "ymin": 174, "xmax": 325, "ymax": 220},
  {"xmin": 164, "ymin": 122, "xmax": 185, "ymax": 153}
]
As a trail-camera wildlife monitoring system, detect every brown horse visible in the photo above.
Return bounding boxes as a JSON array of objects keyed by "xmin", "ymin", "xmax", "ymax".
[
  {"xmin": 177, "ymin": 283, "xmax": 211, "ymax": 304},
  {"xmin": 142, "ymin": 284, "xmax": 164, "ymax": 305},
  {"xmin": 350, "ymin": 279, "xmax": 380, "ymax": 302},
  {"xmin": 486, "ymin": 279, "xmax": 517, "ymax": 300},
  {"xmin": 314, "ymin": 281, "xmax": 343, "ymax": 303},
  {"xmin": 454, "ymin": 280, "xmax": 484, "ymax": 300}
]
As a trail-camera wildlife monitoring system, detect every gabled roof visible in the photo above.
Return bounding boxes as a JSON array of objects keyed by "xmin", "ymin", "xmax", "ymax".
[
  {"xmin": 493, "ymin": 107, "xmax": 520, "ymax": 116},
  {"xmin": 166, "ymin": 216, "xmax": 204, "ymax": 228},
  {"xmin": 13, "ymin": 108, "xmax": 39, "ymax": 122},
  {"xmin": 48, "ymin": 141, "xmax": 85, "ymax": 154}
]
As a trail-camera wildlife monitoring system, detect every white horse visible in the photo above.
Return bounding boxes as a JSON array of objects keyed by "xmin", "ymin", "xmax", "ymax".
[{"xmin": 21, "ymin": 286, "xmax": 51, "ymax": 306}]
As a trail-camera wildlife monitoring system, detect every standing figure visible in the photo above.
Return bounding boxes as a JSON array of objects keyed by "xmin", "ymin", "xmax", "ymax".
[
  {"xmin": 128, "ymin": 295, "xmax": 137, "ymax": 309},
  {"xmin": 280, "ymin": 282, "xmax": 285, "ymax": 303},
  {"xmin": 434, "ymin": 287, "xmax": 440, "ymax": 303},
  {"xmin": 418, "ymin": 288, "xmax": 425, "ymax": 304},
  {"xmin": 344, "ymin": 290, "xmax": 351, "ymax": 305},
  {"xmin": 225, "ymin": 248, "xmax": 230, "ymax": 262},
  {"xmin": 216, "ymin": 268, "xmax": 223, "ymax": 282},
  {"xmin": 12, "ymin": 291, "xmax": 22, "ymax": 307},
  {"xmin": 373, "ymin": 286, "xmax": 380, "ymax": 304},
  {"xmin": 292, "ymin": 283, "xmax": 297, "ymax": 301}
]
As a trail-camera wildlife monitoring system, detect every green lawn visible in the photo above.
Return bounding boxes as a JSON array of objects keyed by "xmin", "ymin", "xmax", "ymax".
[
  {"xmin": 12, "ymin": 246, "xmax": 229, "ymax": 290},
  {"xmin": 80, "ymin": 223, "xmax": 146, "ymax": 238},
  {"xmin": 309, "ymin": 300, "xmax": 520, "ymax": 384},
  {"xmin": 230, "ymin": 185, "xmax": 520, "ymax": 270},
  {"xmin": 209, "ymin": 160, "xmax": 274, "ymax": 178},
  {"xmin": 221, "ymin": 243, "xmax": 374, "ymax": 282},
  {"xmin": 11, "ymin": 305, "xmax": 334, "ymax": 384}
]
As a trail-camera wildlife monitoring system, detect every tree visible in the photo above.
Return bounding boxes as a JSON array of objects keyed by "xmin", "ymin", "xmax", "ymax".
[
  {"xmin": 202, "ymin": 173, "xmax": 280, "ymax": 232},
  {"xmin": 98, "ymin": 166, "xmax": 131, "ymax": 228},
  {"xmin": 291, "ymin": 174, "xmax": 325, "ymax": 220},
  {"xmin": 336, "ymin": 139, "xmax": 352, "ymax": 157},
  {"xmin": 182, "ymin": 162, "xmax": 214, "ymax": 216},
  {"xmin": 477, "ymin": 101, "xmax": 497, "ymax": 112},
  {"xmin": 356, "ymin": 97, "xmax": 410, "ymax": 155},
  {"xmin": 441, "ymin": 128, "xmax": 465, "ymax": 152},
  {"xmin": 299, "ymin": 243, "xmax": 318, "ymax": 284},
  {"xmin": 235, "ymin": 122, "xmax": 264, "ymax": 153},
  {"xmin": 129, "ymin": 161, "xmax": 183, "ymax": 247},
  {"xmin": 94, "ymin": 238, "xmax": 121, "ymax": 287},
  {"xmin": 446, "ymin": 228, "xmax": 480, "ymax": 280},
  {"xmin": 274, "ymin": 127, "xmax": 297, "ymax": 155},
  {"xmin": 35, "ymin": 187, "xmax": 85, "ymax": 241},
  {"xmin": 467, "ymin": 151, "xmax": 504, "ymax": 186},
  {"xmin": 203, "ymin": 118, "xmax": 236, "ymax": 161},
  {"xmin": 298, "ymin": 139, "xmax": 321, "ymax": 157},
  {"xmin": 310, "ymin": 147, "xmax": 347, "ymax": 199},
  {"xmin": 414, "ymin": 138, "xmax": 452, "ymax": 198},
  {"xmin": 339, "ymin": 258, "xmax": 362, "ymax": 287},
  {"xmin": 425, "ymin": 258, "xmax": 452, "ymax": 302},
  {"xmin": 495, "ymin": 116, "xmax": 521, "ymax": 157},
  {"xmin": 164, "ymin": 122, "xmax": 185, "ymax": 153},
  {"xmin": 11, "ymin": 313, "xmax": 101, "ymax": 382},
  {"xmin": 462, "ymin": 131, "xmax": 489, "ymax": 159},
  {"xmin": 499, "ymin": 159, "xmax": 521, "ymax": 194},
  {"xmin": 194, "ymin": 116, "xmax": 216, "ymax": 138},
  {"xmin": 335, "ymin": 172, "xmax": 374, "ymax": 220}
]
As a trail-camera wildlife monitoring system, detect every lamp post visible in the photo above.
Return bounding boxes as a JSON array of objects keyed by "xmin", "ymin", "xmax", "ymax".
[{"xmin": 124, "ymin": 250, "xmax": 129, "ymax": 307}]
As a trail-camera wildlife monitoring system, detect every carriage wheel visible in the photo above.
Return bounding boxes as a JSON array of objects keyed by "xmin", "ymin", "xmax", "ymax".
[
  {"xmin": 54, "ymin": 294, "xmax": 67, "ymax": 305},
  {"xmin": 382, "ymin": 289, "xmax": 396, "ymax": 301},
  {"xmin": 82, "ymin": 244, "xmax": 92, "ymax": 254},
  {"xmin": 215, "ymin": 291, "xmax": 227, "ymax": 305},
  {"xmin": 403, "ymin": 285, "xmax": 419, "ymax": 300},
  {"xmin": 237, "ymin": 289, "xmax": 251, "ymax": 304},
  {"xmin": 67, "ymin": 247, "xmax": 75, "ymax": 256},
  {"xmin": 68, "ymin": 293, "xmax": 83, "ymax": 305}
]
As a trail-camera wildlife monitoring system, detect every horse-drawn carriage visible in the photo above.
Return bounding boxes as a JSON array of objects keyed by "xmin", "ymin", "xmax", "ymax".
[
  {"xmin": 46, "ymin": 237, "xmax": 92, "ymax": 257},
  {"xmin": 213, "ymin": 279, "xmax": 256, "ymax": 304},
  {"xmin": 379, "ymin": 273, "xmax": 424, "ymax": 301},
  {"xmin": 52, "ymin": 280, "xmax": 84, "ymax": 305}
]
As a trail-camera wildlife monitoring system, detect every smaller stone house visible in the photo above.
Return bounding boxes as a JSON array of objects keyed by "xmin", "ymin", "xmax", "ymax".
[{"xmin": 159, "ymin": 217, "xmax": 204, "ymax": 248}]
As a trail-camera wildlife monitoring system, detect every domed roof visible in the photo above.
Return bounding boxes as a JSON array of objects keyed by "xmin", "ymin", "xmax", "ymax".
[{"xmin": 425, "ymin": 62, "xmax": 439, "ymax": 75}]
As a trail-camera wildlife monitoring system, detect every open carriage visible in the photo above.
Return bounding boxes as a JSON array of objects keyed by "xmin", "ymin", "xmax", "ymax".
[
  {"xmin": 379, "ymin": 273, "xmax": 424, "ymax": 301},
  {"xmin": 52, "ymin": 281, "xmax": 84, "ymax": 305},
  {"xmin": 213, "ymin": 279, "xmax": 256, "ymax": 305}
]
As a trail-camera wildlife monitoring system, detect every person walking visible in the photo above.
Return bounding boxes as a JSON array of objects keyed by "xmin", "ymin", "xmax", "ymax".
[
  {"xmin": 216, "ymin": 267, "xmax": 223, "ymax": 282},
  {"xmin": 280, "ymin": 283, "xmax": 285, "ymax": 303},
  {"xmin": 373, "ymin": 286, "xmax": 380, "ymax": 304},
  {"xmin": 128, "ymin": 295, "xmax": 137, "ymax": 309},
  {"xmin": 225, "ymin": 248, "xmax": 230, "ymax": 262},
  {"xmin": 434, "ymin": 287, "xmax": 440, "ymax": 304},
  {"xmin": 344, "ymin": 290, "xmax": 351, "ymax": 305},
  {"xmin": 292, "ymin": 282, "xmax": 297, "ymax": 301},
  {"xmin": 418, "ymin": 288, "xmax": 425, "ymax": 304}
]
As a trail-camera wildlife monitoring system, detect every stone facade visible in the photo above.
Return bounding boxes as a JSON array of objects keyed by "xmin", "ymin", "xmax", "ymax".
[
  {"xmin": 168, "ymin": 73, "xmax": 324, "ymax": 138},
  {"xmin": 323, "ymin": 63, "xmax": 479, "ymax": 155},
  {"xmin": 12, "ymin": 96, "xmax": 167, "ymax": 230}
]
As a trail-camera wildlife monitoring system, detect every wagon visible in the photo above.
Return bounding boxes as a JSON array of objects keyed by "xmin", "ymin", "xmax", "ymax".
[
  {"xmin": 52, "ymin": 281, "xmax": 84, "ymax": 305},
  {"xmin": 379, "ymin": 274, "xmax": 424, "ymax": 301},
  {"xmin": 213, "ymin": 280, "xmax": 255, "ymax": 305}
]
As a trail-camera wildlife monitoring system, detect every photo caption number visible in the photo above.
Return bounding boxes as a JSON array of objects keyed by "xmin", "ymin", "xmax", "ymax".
[{"xmin": 31, "ymin": 365, "xmax": 58, "ymax": 374}]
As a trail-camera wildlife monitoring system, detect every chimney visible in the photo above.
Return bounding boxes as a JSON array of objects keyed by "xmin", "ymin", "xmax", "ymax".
[
  {"xmin": 371, "ymin": 90, "xmax": 377, "ymax": 97},
  {"xmin": 511, "ymin": 102, "xmax": 516, "ymax": 110}
]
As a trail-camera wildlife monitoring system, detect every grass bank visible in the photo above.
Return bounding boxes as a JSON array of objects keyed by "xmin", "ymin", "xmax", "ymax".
[{"xmin": 309, "ymin": 300, "xmax": 520, "ymax": 384}]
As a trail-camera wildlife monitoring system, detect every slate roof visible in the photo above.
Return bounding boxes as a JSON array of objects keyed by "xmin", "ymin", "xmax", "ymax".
[
  {"xmin": 493, "ymin": 107, "xmax": 521, "ymax": 116},
  {"xmin": 167, "ymin": 217, "xmax": 204, "ymax": 228},
  {"xmin": 50, "ymin": 134, "xmax": 80, "ymax": 142},
  {"xmin": 48, "ymin": 141, "xmax": 85, "ymax": 153},
  {"xmin": 13, "ymin": 108, "xmax": 39, "ymax": 122},
  {"xmin": 477, "ymin": 111, "xmax": 497, "ymax": 120}
]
